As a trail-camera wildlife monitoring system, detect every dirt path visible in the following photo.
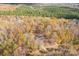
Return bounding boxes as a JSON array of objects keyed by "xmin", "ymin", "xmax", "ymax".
[{"xmin": 0, "ymin": 4, "xmax": 17, "ymax": 11}]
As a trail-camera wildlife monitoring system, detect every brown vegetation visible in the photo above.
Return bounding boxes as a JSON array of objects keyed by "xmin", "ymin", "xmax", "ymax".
[{"xmin": 0, "ymin": 15, "xmax": 79, "ymax": 56}]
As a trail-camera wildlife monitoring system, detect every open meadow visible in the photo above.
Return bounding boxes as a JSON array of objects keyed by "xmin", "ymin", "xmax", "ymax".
[{"xmin": 0, "ymin": 4, "xmax": 79, "ymax": 56}]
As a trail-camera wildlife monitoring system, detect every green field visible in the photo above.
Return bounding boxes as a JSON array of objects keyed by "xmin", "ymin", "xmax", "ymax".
[{"xmin": 0, "ymin": 5, "xmax": 79, "ymax": 19}]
